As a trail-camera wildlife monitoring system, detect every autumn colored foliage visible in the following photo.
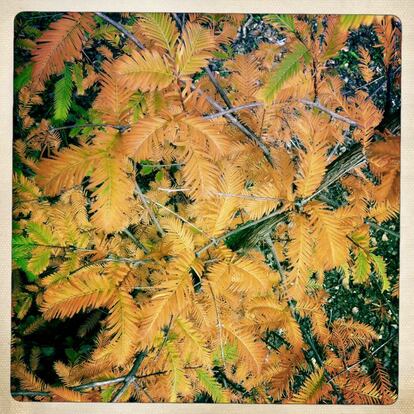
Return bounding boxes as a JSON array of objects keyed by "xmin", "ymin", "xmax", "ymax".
[{"xmin": 12, "ymin": 13, "xmax": 400, "ymax": 403}]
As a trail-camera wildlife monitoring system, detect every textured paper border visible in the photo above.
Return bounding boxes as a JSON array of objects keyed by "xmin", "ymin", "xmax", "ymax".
[{"xmin": 1, "ymin": 1, "xmax": 413, "ymax": 413}]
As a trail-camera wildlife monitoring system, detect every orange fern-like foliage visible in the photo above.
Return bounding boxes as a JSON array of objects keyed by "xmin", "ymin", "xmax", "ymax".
[
  {"xmin": 31, "ymin": 13, "xmax": 96, "ymax": 86},
  {"xmin": 12, "ymin": 12, "xmax": 399, "ymax": 404}
]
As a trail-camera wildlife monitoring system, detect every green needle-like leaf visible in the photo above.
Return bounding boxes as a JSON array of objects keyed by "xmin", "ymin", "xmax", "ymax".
[
  {"xmin": 54, "ymin": 64, "xmax": 74, "ymax": 121},
  {"xmin": 260, "ymin": 43, "xmax": 310, "ymax": 103}
]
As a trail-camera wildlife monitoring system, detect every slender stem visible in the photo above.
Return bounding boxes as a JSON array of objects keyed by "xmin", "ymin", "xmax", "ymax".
[
  {"xmin": 171, "ymin": 13, "xmax": 183, "ymax": 31},
  {"xmin": 49, "ymin": 123, "xmax": 129, "ymax": 133},
  {"xmin": 157, "ymin": 187, "xmax": 190, "ymax": 193},
  {"xmin": 12, "ymin": 376, "xmax": 130, "ymax": 397},
  {"xmin": 353, "ymin": 74, "xmax": 385, "ymax": 93},
  {"xmin": 133, "ymin": 285, "xmax": 164, "ymax": 291},
  {"xmin": 101, "ymin": 257, "xmax": 150, "ymax": 265},
  {"xmin": 14, "ymin": 242, "xmax": 95, "ymax": 252},
  {"xmin": 49, "ymin": 102, "xmax": 263, "ymax": 136},
  {"xmin": 149, "ymin": 163, "xmax": 182, "ymax": 168},
  {"xmin": 122, "ymin": 228, "xmax": 149, "ymax": 254},
  {"xmin": 95, "ymin": 12, "xmax": 145, "ymax": 50},
  {"xmin": 140, "ymin": 383, "xmax": 155, "ymax": 402},
  {"xmin": 48, "ymin": 102, "xmax": 263, "ymax": 134},
  {"xmin": 205, "ymin": 66, "xmax": 233, "ymax": 109},
  {"xmin": 204, "ymin": 102, "xmax": 262, "ymax": 120},
  {"xmin": 134, "ymin": 183, "xmax": 165, "ymax": 236},
  {"xmin": 73, "ymin": 376, "xmax": 126, "ymax": 391},
  {"xmin": 300, "ymin": 99, "xmax": 360, "ymax": 127},
  {"xmin": 11, "ymin": 391, "xmax": 50, "ymax": 398},
  {"xmin": 265, "ymin": 236, "xmax": 291, "ymax": 304},
  {"xmin": 144, "ymin": 195, "xmax": 215, "ymax": 242},
  {"xmin": 207, "ymin": 281, "xmax": 226, "ymax": 369},
  {"xmin": 137, "ymin": 365, "xmax": 202, "ymax": 383},
  {"xmin": 68, "ymin": 256, "xmax": 150, "ymax": 277},
  {"xmin": 327, "ymin": 142, "xmax": 341, "ymax": 162},
  {"xmin": 111, "ymin": 351, "xmax": 147, "ymax": 402},
  {"xmin": 366, "ymin": 220, "xmax": 399, "ymax": 239},
  {"xmin": 213, "ymin": 191, "xmax": 285, "ymax": 202}
]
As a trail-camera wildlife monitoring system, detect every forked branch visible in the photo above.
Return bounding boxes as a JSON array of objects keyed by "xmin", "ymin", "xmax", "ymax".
[{"xmin": 111, "ymin": 351, "xmax": 147, "ymax": 402}]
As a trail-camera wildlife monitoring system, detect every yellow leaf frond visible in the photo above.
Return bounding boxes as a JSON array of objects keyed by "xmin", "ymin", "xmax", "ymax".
[
  {"xmin": 35, "ymin": 144, "xmax": 93, "ymax": 196},
  {"xmin": 289, "ymin": 367, "xmax": 329, "ymax": 404},
  {"xmin": 295, "ymin": 145, "xmax": 327, "ymax": 198},
  {"xmin": 160, "ymin": 216, "xmax": 195, "ymax": 255},
  {"xmin": 116, "ymin": 49, "xmax": 174, "ymax": 91},
  {"xmin": 176, "ymin": 23, "xmax": 215, "ymax": 76},
  {"xmin": 308, "ymin": 202, "xmax": 350, "ymax": 270},
  {"xmin": 41, "ymin": 272, "xmax": 116, "ymax": 320},
  {"xmin": 139, "ymin": 13, "xmax": 179, "ymax": 54},
  {"xmin": 222, "ymin": 323, "xmax": 266, "ymax": 373}
]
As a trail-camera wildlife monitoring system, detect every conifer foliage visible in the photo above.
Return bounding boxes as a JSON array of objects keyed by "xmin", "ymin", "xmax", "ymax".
[{"xmin": 12, "ymin": 13, "xmax": 400, "ymax": 403}]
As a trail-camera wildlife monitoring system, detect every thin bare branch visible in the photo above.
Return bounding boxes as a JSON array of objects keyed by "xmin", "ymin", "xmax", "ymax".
[
  {"xmin": 212, "ymin": 191, "xmax": 285, "ymax": 202},
  {"xmin": 197, "ymin": 78, "xmax": 274, "ymax": 166},
  {"xmin": 300, "ymin": 99, "xmax": 360, "ymax": 127},
  {"xmin": 111, "ymin": 351, "xmax": 147, "ymax": 402},
  {"xmin": 149, "ymin": 163, "xmax": 182, "ymax": 168},
  {"xmin": 264, "ymin": 236, "xmax": 290, "ymax": 300},
  {"xmin": 12, "ymin": 363, "xmax": 205, "ymax": 399},
  {"xmin": 134, "ymin": 183, "xmax": 166, "ymax": 236},
  {"xmin": 67, "ymin": 256, "xmax": 151, "ymax": 277},
  {"xmin": 205, "ymin": 66, "xmax": 233, "ymax": 109},
  {"xmin": 327, "ymin": 142, "xmax": 341, "ymax": 162},
  {"xmin": 14, "ymin": 242, "xmax": 95, "ymax": 252},
  {"xmin": 157, "ymin": 187, "xmax": 190, "ymax": 193},
  {"xmin": 143, "ymin": 194, "xmax": 215, "ymax": 242},
  {"xmin": 366, "ymin": 220, "xmax": 399, "ymax": 239},
  {"xmin": 139, "ymin": 383, "xmax": 155, "ymax": 402},
  {"xmin": 11, "ymin": 391, "xmax": 50, "ymax": 398},
  {"xmin": 72, "ymin": 376, "xmax": 126, "ymax": 391},
  {"xmin": 122, "ymin": 228, "xmax": 149, "ymax": 254},
  {"xmin": 49, "ymin": 123, "xmax": 130, "ymax": 133},
  {"xmin": 207, "ymin": 281, "xmax": 226, "ymax": 369},
  {"xmin": 204, "ymin": 102, "xmax": 262, "ymax": 119},
  {"xmin": 153, "ymin": 315, "xmax": 173, "ymax": 362},
  {"xmin": 95, "ymin": 12, "xmax": 145, "ymax": 50},
  {"xmin": 171, "ymin": 13, "xmax": 183, "ymax": 30}
]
